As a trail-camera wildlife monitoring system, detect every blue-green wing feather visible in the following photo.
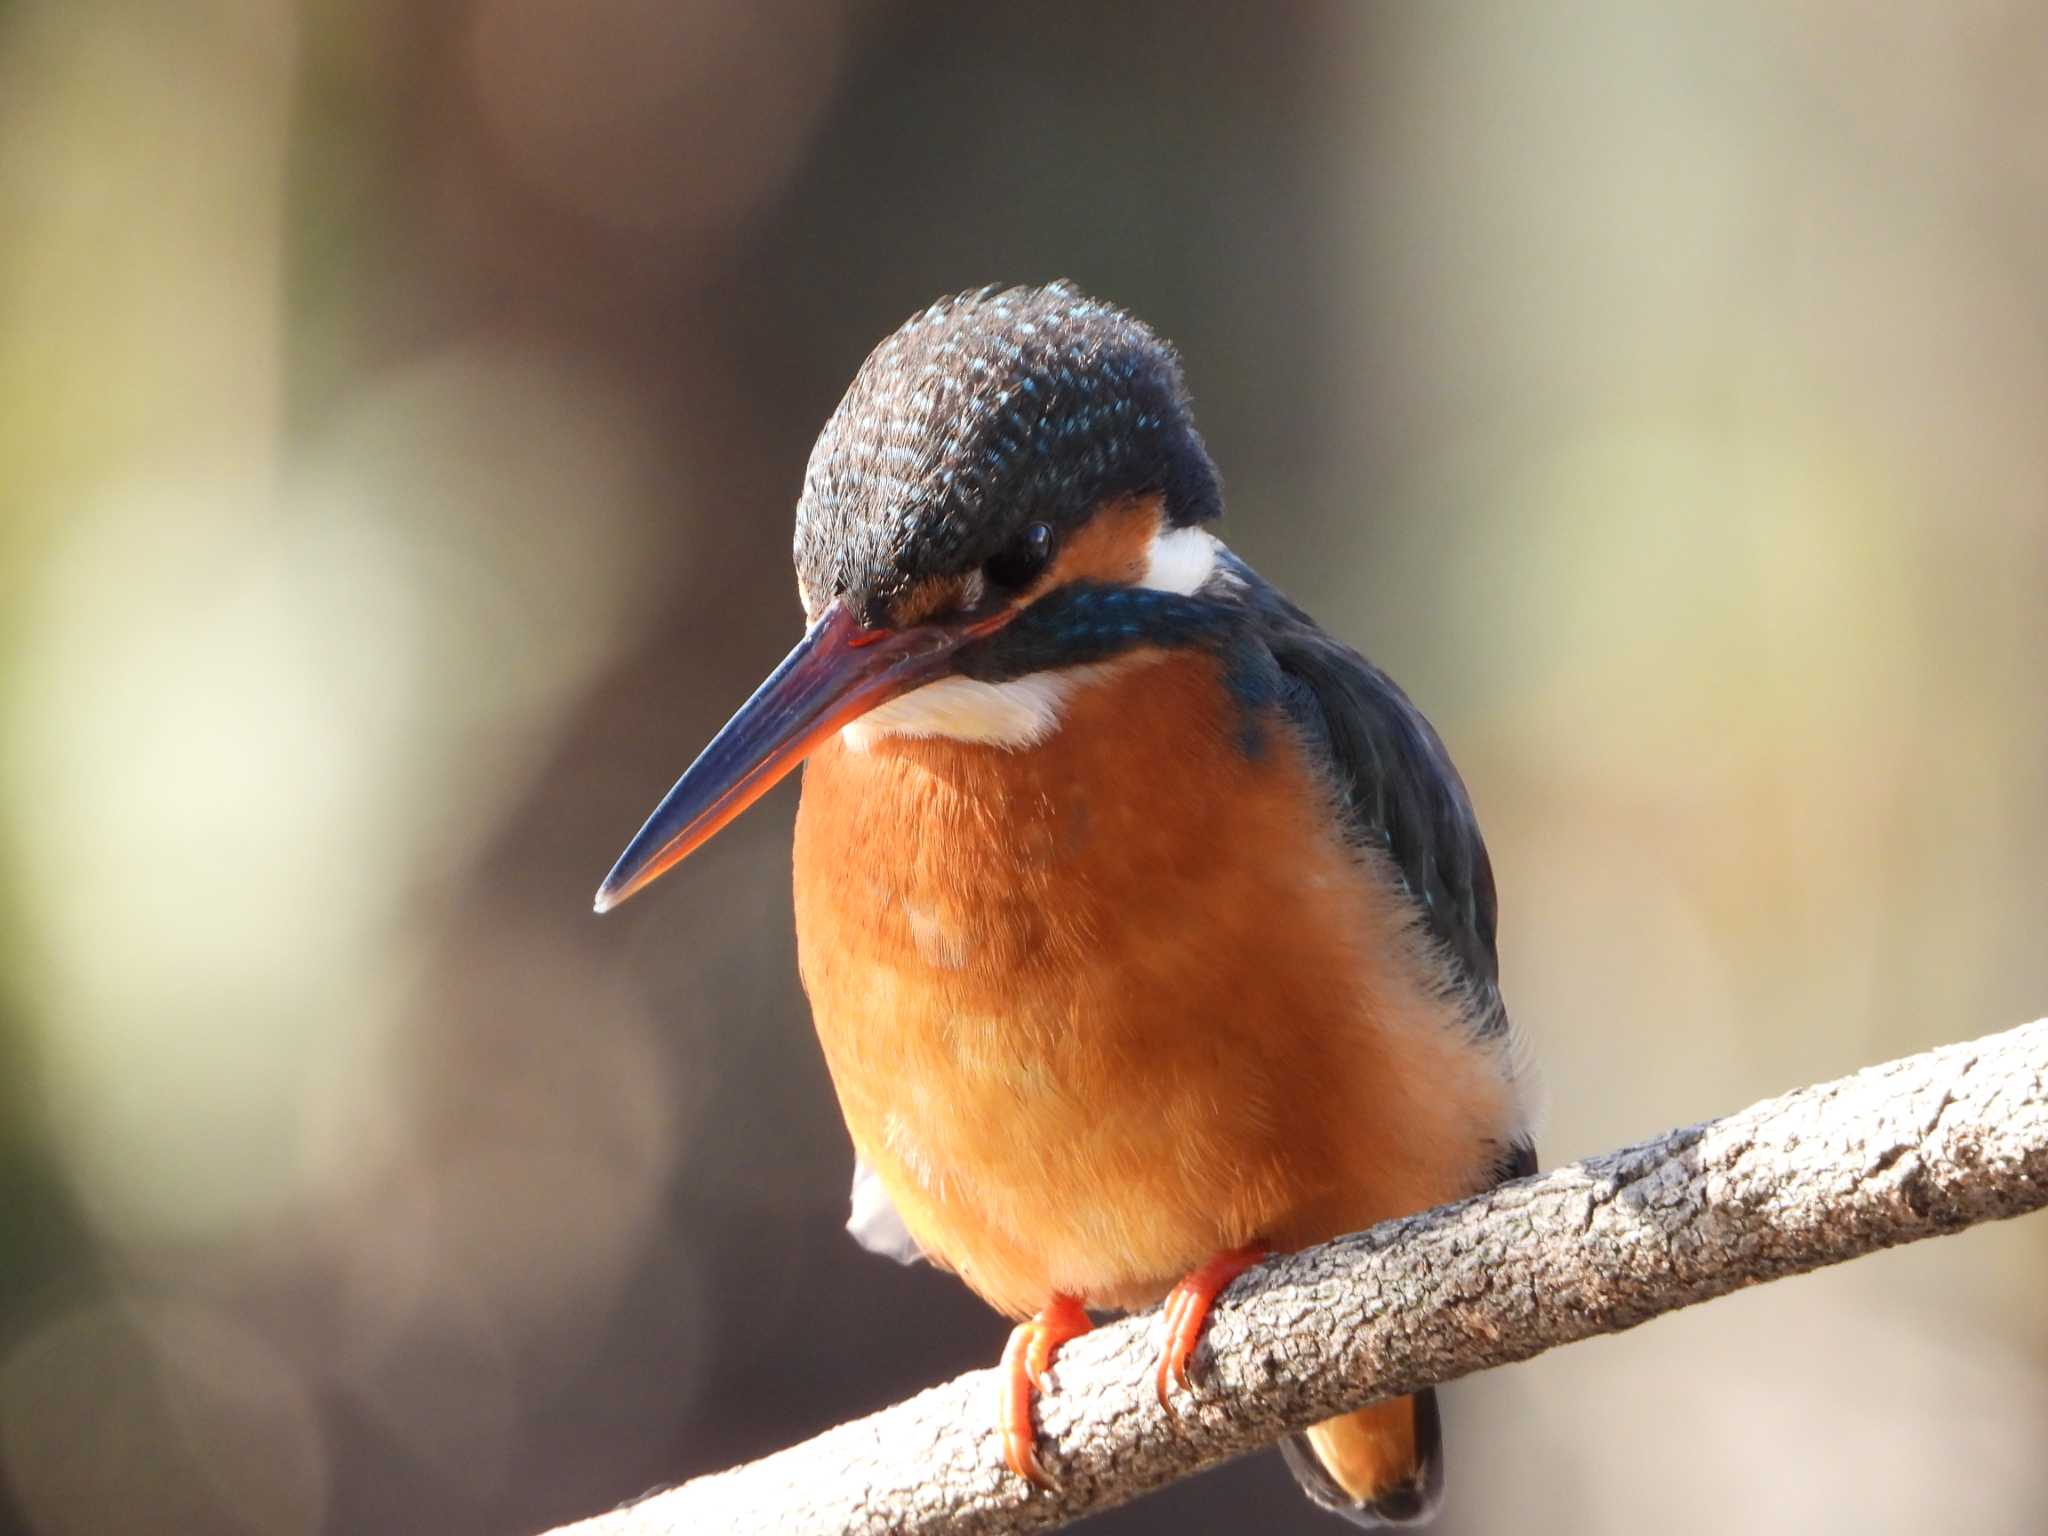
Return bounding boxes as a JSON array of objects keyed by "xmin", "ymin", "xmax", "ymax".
[{"xmin": 1226, "ymin": 555, "xmax": 1507, "ymax": 1039}]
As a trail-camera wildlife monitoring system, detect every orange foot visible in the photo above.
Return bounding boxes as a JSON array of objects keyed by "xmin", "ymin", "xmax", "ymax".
[
  {"xmin": 1155, "ymin": 1243, "xmax": 1268, "ymax": 1415},
  {"xmin": 999, "ymin": 1293, "xmax": 1094, "ymax": 1487}
]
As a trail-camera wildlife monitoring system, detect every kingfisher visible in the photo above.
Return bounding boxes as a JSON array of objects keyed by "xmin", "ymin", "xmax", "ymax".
[{"xmin": 594, "ymin": 283, "xmax": 1533, "ymax": 1526}]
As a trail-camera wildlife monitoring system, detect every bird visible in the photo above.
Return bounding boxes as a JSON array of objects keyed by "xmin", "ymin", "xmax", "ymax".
[{"xmin": 594, "ymin": 282, "xmax": 1533, "ymax": 1526}]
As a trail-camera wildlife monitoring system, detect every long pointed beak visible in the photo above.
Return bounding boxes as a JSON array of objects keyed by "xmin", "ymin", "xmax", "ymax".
[{"xmin": 593, "ymin": 601, "xmax": 999, "ymax": 913}]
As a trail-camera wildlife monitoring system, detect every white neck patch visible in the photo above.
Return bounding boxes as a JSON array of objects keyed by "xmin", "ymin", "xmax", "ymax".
[
  {"xmin": 840, "ymin": 525, "xmax": 1223, "ymax": 752},
  {"xmin": 1140, "ymin": 523, "xmax": 1219, "ymax": 598}
]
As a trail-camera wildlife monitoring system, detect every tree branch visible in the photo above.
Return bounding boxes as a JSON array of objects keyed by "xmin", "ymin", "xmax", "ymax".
[{"xmin": 547, "ymin": 1020, "xmax": 2048, "ymax": 1536}]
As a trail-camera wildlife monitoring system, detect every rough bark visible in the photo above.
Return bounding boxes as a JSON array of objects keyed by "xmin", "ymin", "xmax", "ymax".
[{"xmin": 546, "ymin": 1020, "xmax": 2048, "ymax": 1536}]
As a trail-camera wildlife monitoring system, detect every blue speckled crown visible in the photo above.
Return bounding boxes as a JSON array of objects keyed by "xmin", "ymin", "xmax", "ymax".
[{"xmin": 794, "ymin": 282, "xmax": 1222, "ymax": 627}]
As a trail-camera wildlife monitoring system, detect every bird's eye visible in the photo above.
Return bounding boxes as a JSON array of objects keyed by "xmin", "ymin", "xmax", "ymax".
[{"xmin": 983, "ymin": 522, "xmax": 1055, "ymax": 591}]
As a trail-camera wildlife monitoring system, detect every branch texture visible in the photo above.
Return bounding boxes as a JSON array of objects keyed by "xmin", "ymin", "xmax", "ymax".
[{"xmin": 550, "ymin": 1020, "xmax": 2048, "ymax": 1536}]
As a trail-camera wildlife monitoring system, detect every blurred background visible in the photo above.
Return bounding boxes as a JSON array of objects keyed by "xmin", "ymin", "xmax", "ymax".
[{"xmin": 3, "ymin": 2, "xmax": 2046, "ymax": 1533}]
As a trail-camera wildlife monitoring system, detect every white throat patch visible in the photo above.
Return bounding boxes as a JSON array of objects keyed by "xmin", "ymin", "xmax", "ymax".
[{"xmin": 840, "ymin": 526, "xmax": 1223, "ymax": 752}]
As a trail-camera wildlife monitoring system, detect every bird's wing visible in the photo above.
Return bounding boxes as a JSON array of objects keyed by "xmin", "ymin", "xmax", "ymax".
[{"xmin": 1227, "ymin": 555, "xmax": 1509, "ymax": 1040}]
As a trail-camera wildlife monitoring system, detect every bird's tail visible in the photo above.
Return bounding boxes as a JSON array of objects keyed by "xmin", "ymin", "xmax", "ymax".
[{"xmin": 1277, "ymin": 1388, "xmax": 1443, "ymax": 1528}]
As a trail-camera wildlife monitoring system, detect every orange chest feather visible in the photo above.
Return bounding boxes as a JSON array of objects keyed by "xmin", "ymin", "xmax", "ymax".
[{"xmin": 790, "ymin": 651, "xmax": 1513, "ymax": 1315}]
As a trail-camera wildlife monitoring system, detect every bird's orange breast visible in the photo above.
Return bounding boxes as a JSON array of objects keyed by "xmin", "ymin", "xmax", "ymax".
[{"xmin": 792, "ymin": 650, "xmax": 1516, "ymax": 1320}]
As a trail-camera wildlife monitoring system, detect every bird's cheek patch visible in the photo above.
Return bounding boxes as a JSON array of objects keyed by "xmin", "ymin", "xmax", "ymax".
[{"xmin": 1034, "ymin": 494, "xmax": 1164, "ymax": 593}]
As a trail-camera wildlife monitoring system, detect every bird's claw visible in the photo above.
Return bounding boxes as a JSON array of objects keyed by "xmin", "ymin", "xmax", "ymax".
[
  {"xmin": 1153, "ymin": 1244, "xmax": 1267, "ymax": 1419},
  {"xmin": 999, "ymin": 1295, "xmax": 1092, "ymax": 1487}
]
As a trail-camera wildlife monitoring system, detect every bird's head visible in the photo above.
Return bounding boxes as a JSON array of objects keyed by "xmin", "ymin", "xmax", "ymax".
[{"xmin": 595, "ymin": 282, "xmax": 1223, "ymax": 912}]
